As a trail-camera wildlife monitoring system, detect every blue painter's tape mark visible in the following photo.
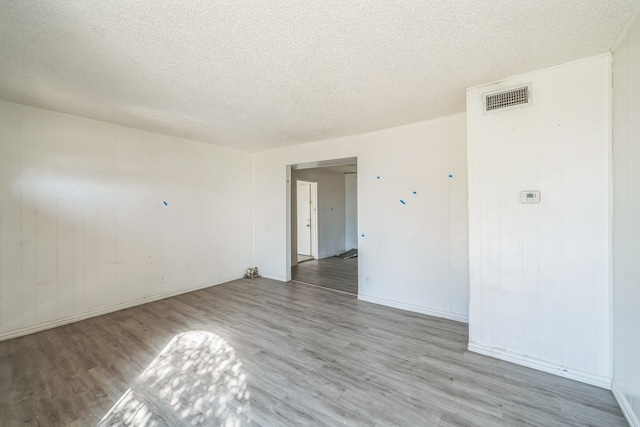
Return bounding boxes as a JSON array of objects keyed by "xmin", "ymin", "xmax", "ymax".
[
  {"xmin": 448, "ymin": 174, "xmax": 453, "ymax": 178},
  {"xmin": 163, "ymin": 201, "xmax": 168, "ymax": 206},
  {"xmin": 400, "ymin": 199, "xmax": 406, "ymax": 205}
]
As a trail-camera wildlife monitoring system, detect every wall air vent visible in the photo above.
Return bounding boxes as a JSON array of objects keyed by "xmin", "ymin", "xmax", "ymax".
[{"xmin": 484, "ymin": 84, "xmax": 532, "ymax": 114}]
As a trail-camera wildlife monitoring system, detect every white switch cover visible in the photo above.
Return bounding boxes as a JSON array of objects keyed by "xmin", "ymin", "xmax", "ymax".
[{"xmin": 520, "ymin": 191, "xmax": 540, "ymax": 203}]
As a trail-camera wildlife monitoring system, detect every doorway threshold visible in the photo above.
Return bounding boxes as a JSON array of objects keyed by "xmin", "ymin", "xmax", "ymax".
[
  {"xmin": 297, "ymin": 254, "xmax": 314, "ymax": 263},
  {"xmin": 290, "ymin": 279, "xmax": 356, "ymax": 297}
]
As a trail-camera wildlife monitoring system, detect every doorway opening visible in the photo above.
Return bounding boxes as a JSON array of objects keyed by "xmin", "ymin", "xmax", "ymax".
[
  {"xmin": 296, "ymin": 180, "xmax": 317, "ymax": 263},
  {"xmin": 288, "ymin": 158, "xmax": 358, "ymax": 295}
]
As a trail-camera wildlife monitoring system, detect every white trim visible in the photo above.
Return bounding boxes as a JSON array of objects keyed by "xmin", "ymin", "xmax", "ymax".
[
  {"xmin": 612, "ymin": 384, "xmax": 640, "ymax": 427},
  {"xmin": 311, "ymin": 181, "xmax": 318, "ymax": 259},
  {"xmin": 607, "ymin": 54, "xmax": 614, "ymax": 381},
  {"xmin": 0, "ymin": 274, "xmax": 242, "ymax": 343},
  {"xmin": 286, "ymin": 164, "xmax": 293, "ymax": 278},
  {"xmin": 468, "ymin": 342, "xmax": 612, "ymax": 389},
  {"xmin": 358, "ymin": 294, "xmax": 469, "ymax": 323},
  {"xmin": 261, "ymin": 272, "xmax": 288, "ymax": 282}
]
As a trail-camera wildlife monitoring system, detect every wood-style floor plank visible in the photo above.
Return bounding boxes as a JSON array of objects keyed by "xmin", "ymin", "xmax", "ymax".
[
  {"xmin": 292, "ymin": 256, "xmax": 358, "ymax": 294},
  {"xmin": 0, "ymin": 277, "xmax": 626, "ymax": 426}
]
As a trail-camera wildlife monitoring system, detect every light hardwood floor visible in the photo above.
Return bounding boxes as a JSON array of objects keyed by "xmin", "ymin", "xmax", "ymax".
[
  {"xmin": 292, "ymin": 257, "xmax": 358, "ymax": 294},
  {"xmin": 0, "ymin": 277, "xmax": 626, "ymax": 426}
]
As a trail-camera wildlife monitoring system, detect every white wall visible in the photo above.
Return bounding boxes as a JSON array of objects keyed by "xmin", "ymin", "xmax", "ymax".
[
  {"xmin": 345, "ymin": 174, "xmax": 358, "ymax": 250},
  {"xmin": 291, "ymin": 168, "xmax": 347, "ymax": 261},
  {"xmin": 254, "ymin": 113, "xmax": 469, "ymax": 322},
  {"xmin": 612, "ymin": 8, "xmax": 640, "ymax": 426},
  {"xmin": 466, "ymin": 55, "xmax": 612, "ymax": 388},
  {"xmin": 0, "ymin": 101, "xmax": 253, "ymax": 340}
]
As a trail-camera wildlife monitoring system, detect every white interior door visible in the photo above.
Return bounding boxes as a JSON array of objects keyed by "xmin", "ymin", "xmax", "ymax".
[{"xmin": 297, "ymin": 183, "xmax": 312, "ymax": 256}]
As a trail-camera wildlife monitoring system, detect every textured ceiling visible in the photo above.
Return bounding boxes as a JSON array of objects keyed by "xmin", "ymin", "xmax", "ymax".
[{"xmin": 1, "ymin": 1, "xmax": 637, "ymax": 152}]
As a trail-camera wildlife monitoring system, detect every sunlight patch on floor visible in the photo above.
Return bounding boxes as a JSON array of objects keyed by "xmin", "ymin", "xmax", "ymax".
[{"xmin": 99, "ymin": 331, "xmax": 250, "ymax": 426}]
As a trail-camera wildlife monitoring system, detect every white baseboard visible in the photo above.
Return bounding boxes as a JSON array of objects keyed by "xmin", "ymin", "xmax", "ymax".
[
  {"xmin": 612, "ymin": 383, "xmax": 640, "ymax": 427},
  {"xmin": 357, "ymin": 294, "xmax": 469, "ymax": 323},
  {"xmin": 260, "ymin": 272, "xmax": 289, "ymax": 282},
  {"xmin": 0, "ymin": 274, "xmax": 243, "ymax": 343},
  {"xmin": 468, "ymin": 342, "xmax": 612, "ymax": 389}
]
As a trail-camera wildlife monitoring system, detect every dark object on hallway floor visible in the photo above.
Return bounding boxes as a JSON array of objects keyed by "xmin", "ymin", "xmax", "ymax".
[{"xmin": 336, "ymin": 249, "xmax": 357, "ymax": 259}]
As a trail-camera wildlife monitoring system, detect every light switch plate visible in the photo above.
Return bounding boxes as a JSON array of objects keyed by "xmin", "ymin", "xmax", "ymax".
[{"xmin": 520, "ymin": 191, "xmax": 540, "ymax": 203}]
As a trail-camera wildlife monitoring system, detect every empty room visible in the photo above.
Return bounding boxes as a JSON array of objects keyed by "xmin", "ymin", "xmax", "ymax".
[{"xmin": 1, "ymin": 1, "xmax": 639, "ymax": 426}]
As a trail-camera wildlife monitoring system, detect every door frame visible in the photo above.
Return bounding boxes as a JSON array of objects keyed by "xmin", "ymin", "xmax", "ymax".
[
  {"xmin": 286, "ymin": 157, "xmax": 357, "ymax": 279},
  {"xmin": 295, "ymin": 180, "xmax": 318, "ymax": 259}
]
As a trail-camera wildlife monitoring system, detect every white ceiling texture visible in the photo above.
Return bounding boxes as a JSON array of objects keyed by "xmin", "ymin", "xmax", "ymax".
[{"xmin": 1, "ymin": 1, "xmax": 637, "ymax": 152}]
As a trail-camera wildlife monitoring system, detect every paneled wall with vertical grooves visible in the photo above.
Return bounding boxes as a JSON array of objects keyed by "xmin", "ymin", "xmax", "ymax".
[
  {"xmin": 0, "ymin": 101, "xmax": 254, "ymax": 340},
  {"xmin": 466, "ymin": 55, "xmax": 612, "ymax": 388}
]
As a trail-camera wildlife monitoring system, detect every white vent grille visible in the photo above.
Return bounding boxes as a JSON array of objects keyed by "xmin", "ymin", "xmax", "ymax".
[{"xmin": 484, "ymin": 84, "xmax": 532, "ymax": 113}]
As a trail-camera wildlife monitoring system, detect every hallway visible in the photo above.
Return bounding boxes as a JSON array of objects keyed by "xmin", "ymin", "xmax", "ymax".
[{"xmin": 292, "ymin": 257, "xmax": 358, "ymax": 294}]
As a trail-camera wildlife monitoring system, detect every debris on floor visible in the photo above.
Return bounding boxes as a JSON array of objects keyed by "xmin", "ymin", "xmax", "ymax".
[
  {"xmin": 336, "ymin": 249, "xmax": 357, "ymax": 259},
  {"xmin": 244, "ymin": 267, "xmax": 260, "ymax": 278}
]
